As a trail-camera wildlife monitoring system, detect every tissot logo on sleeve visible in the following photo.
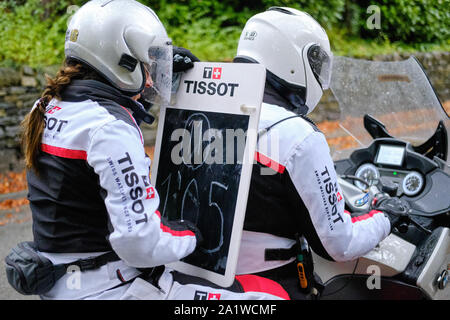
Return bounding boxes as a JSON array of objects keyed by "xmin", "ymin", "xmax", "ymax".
[
  {"xmin": 193, "ymin": 290, "xmax": 221, "ymax": 300},
  {"xmin": 47, "ymin": 106, "xmax": 61, "ymax": 114}
]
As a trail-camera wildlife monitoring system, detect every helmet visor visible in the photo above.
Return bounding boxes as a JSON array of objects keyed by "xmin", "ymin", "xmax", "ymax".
[
  {"xmin": 141, "ymin": 43, "xmax": 173, "ymax": 106},
  {"xmin": 307, "ymin": 44, "xmax": 333, "ymax": 90}
]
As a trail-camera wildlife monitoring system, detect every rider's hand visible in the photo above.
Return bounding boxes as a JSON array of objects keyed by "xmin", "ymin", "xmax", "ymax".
[
  {"xmin": 136, "ymin": 96, "xmax": 152, "ymax": 112},
  {"xmin": 176, "ymin": 219, "xmax": 204, "ymax": 247},
  {"xmin": 172, "ymin": 46, "xmax": 200, "ymax": 73},
  {"xmin": 372, "ymin": 196, "xmax": 408, "ymax": 232}
]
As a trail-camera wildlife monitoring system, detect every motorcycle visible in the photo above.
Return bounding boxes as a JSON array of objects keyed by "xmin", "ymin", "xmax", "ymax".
[{"xmin": 311, "ymin": 56, "xmax": 450, "ymax": 300}]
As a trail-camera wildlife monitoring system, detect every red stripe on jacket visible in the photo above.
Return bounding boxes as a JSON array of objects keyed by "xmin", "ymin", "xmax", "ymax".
[
  {"xmin": 154, "ymin": 211, "xmax": 195, "ymax": 237},
  {"xmin": 254, "ymin": 151, "xmax": 286, "ymax": 174},
  {"xmin": 235, "ymin": 274, "xmax": 290, "ymax": 300},
  {"xmin": 119, "ymin": 105, "xmax": 144, "ymax": 145},
  {"xmin": 41, "ymin": 144, "xmax": 87, "ymax": 160},
  {"xmin": 345, "ymin": 210, "xmax": 383, "ymax": 223}
]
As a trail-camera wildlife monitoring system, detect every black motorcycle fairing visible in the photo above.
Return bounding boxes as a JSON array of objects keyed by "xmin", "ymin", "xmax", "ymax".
[
  {"xmin": 398, "ymin": 227, "xmax": 445, "ymax": 287},
  {"xmin": 364, "ymin": 114, "xmax": 393, "ymax": 140},
  {"xmin": 406, "ymin": 169, "xmax": 450, "ymax": 218},
  {"xmin": 412, "ymin": 120, "xmax": 448, "ymax": 162},
  {"xmin": 320, "ymin": 274, "xmax": 425, "ymax": 300}
]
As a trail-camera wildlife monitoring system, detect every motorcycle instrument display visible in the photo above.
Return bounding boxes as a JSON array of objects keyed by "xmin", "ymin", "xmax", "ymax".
[
  {"xmin": 375, "ymin": 144, "xmax": 406, "ymax": 166},
  {"xmin": 402, "ymin": 171, "xmax": 424, "ymax": 196},
  {"xmin": 355, "ymin": 163, "xmax": 379, "ymax": 189}
]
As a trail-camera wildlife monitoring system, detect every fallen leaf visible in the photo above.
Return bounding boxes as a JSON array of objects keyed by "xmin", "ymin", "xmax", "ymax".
[
  {"xmin": 443, "ymin": 100, "xmax": 450, "ymax": 115},
  {"xmin": 0, "ymin": 198, "xmax": 29, "ymax": 210},
  {"xmin": 0, "ymin": 170, "xmax": 27, "ymax": 194}
]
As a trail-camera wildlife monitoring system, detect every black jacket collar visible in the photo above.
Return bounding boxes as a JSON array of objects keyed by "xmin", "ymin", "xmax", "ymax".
[
  {"xmin": 61, "ymin": 80, "xmax": 154, "ymax": 124},
  {"xmin": 263, "ymin": 82, "xmax": 297, "ymax": 112},
  {"xmin": 263, "ymin": 81, "xmax": 319, "ymax": 131}
]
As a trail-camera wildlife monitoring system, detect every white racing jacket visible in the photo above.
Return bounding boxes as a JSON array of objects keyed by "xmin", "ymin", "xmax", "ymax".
[
  {"xmin": 27, "ymin": 80, "xmax": 198, "ymax": 299},
  {"xmin": 237, "ymin": 88, "xmax": 391, "ymax": 275},
  {"xmin": 28, "ymin": 80, "xmax": 288, "ymax": 300}
]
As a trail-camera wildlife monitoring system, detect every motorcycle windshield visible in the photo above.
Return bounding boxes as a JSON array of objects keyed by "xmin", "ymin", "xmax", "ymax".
[{"xmin": 329, "ymin": 56, "xmax": 449, "ymax": 162}]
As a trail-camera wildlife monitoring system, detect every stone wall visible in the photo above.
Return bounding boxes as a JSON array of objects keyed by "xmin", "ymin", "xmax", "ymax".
[
  {"xmin": 0, "ymin": 67, "xmax": 44, "ymax": 172},
  {"xmin": 0, "ymin": 51, "xmax": 448, "ymax": 172}
]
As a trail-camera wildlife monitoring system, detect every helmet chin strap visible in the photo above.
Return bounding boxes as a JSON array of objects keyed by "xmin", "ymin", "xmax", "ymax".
[
  {"xmin": 265, "ymin": 69, "xmax": 309, "ymax": 115},
  {"xmin": 234, "ymin": 56, "xmax": 309, "ymax": 115}
]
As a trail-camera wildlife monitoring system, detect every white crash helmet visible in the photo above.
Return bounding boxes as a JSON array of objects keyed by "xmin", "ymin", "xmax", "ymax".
[
  {"xmin": 65, "ymin": 0, "xmax": 173, "ymax": 104},
  {"xmin": 235, "ymin": 7, "xmax": 333, "ymax": 114}
]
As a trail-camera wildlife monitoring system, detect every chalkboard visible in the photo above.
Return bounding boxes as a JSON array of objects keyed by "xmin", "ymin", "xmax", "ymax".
[{"xmin": 151, "ymin": 62, "xmax": 266, "ymax": 287}]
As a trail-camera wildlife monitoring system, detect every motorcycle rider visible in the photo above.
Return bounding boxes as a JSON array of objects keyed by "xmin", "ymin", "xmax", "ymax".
[
  {"xmin": 233, "ymin": 7, "xmax": 401, "ymax": 299},
  {"xmin": 20, "ymin": 0, "xmax": 289, "ymax": 301},
  {"xmin": 20, "ymin": 0, "xmax": 202, "ymax": 299}
]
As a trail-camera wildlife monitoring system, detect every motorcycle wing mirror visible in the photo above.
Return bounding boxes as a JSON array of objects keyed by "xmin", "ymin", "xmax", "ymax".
[
  {"xmin": 412, "ymin": 120, "xmax": 448, "ymax": 162},
  {"xmin": 363, "ymin": 114, "xmax": 393, "ymax": 140}
]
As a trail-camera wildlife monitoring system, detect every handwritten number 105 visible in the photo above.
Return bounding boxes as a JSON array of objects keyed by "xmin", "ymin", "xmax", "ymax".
[
  {"xmin": 159, "ymin": 174, "xmax": 227, "ymax": 253},
  {"xmin": 202, "ymin": 181, "xmax": 228, "ymax": 253}
]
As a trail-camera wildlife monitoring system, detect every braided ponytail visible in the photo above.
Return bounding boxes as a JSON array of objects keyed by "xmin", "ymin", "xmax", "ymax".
[{"xmin": 21, "ymin": 59, "xmax": 104, "ymax": 173}]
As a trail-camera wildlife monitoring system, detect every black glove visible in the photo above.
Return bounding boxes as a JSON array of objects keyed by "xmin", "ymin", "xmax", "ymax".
[
  {"xmin": 372, "ymin": 196, "xmax": 408, "ymax": 232},
  {"xmin": 136, "ymin": 96, "xmax": 153, "ymax": 112},
  {"xmin": 131, "ymin": 97, "xmax": 154, "ymax": 125},
  {"xmin": 177, "ymin": 219, "xmax": 204, "ymax": 246},
  {"xmin": 172, "ymin": 46, "xmax": 200, "ymax": 73}
]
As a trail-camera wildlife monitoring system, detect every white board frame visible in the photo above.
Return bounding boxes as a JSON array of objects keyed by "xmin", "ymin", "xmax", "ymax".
[{"xmin": 151, "ymin": 62, "xmax": 266, "ymax": 287}]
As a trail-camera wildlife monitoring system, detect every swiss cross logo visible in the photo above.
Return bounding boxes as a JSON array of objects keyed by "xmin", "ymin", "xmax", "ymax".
[
  {"xmin": 146, "ymin": 186, "xmax": 156, "ymax": 199},
  {"xmin": 212, "ymin": 67, "xmax": 222, "ymax": 79},
  {"xmin": 47, "ymin": 106, "xmax": 61, "ymax": 114},
  {"xmin": 208, "ymin": 293, "xmax": 221, "ymax": 300},
  {"xmin": 337, "ymin": 192, "xmax": 343, "ymax": 202}
]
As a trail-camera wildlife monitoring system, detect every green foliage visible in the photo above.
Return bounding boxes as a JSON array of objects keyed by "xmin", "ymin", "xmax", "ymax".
[
  {"xmin": 328, "ymin": 27, "xmax": 448, "ymax": 58},
  {"xmin": 380, "ymin": 0, "xmax": 449, "ymax": 43},
  {"xmin": 260, "ymin": 0, "xmax": 346, "ymax": 28},
  {"xmin": 354, "ymin": 0, "xmax": 450, "ymax": 44},
  {"xmin": 146, "ymin": 0, "xmax": 347, "ymax": 60},
  {"xmin": 0, "ymin": 0, "xmax": 448, "ymax": 68},
  {"xmin": 0, "ymin": 0, "xmax": 79, "ymax": 67},
  {"xmin": 145, "ymin": 0, "xmax": 249, "ymax": 61},
  {"xmin": 149, "ymin": 0, "xmax": 449, "ymax": 61}
]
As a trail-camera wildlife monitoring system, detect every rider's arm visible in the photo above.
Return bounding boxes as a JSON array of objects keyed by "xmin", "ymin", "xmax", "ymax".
[
  {"xmin": 285, "ymin": 130, "xmax": 391, "ymax": 262},
  {"xmin": 87, "ymin": 119, "xmax": 197, "ymax": 268}
]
